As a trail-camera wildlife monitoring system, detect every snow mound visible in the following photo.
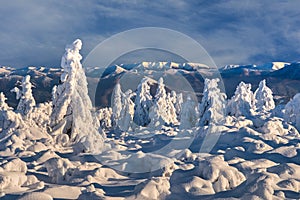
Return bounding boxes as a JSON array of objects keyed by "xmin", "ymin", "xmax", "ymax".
[
  {"xmin": 19, "ymin": 192, "xmax": 53, "ymax": 200},
  {"xmin": 129, "ymin": 177, "xmax": 170, "ymax": 200},
  {"xmin": 170, "ymin": 155, "xmax": 246, "ymax": 196}
]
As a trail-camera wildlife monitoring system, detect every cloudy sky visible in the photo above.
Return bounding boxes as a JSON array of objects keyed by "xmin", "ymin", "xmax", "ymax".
[{"xmin": 1, "ymin": 0, "xmax": 300, "ymax": 68}]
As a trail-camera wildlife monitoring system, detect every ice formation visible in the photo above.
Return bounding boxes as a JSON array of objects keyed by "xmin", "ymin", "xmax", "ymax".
[
  {"xmin": 199, "ymin": 78, "xmax": 226, "ymax": 126},
  {"xmin": 50, "ymin": 39, "xmax": 105, "ymax": 153}
]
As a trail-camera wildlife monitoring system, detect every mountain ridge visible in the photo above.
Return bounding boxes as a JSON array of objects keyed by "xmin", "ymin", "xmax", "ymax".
[{"xmin": 0, "ymin": 61, "xmax": 299, "ymax": 108}]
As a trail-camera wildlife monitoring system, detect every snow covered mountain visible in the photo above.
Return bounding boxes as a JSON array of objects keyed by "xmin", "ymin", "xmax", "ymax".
[{"xmin": 0, "ymin": 61, "xmax": 299, "ymax": 109}]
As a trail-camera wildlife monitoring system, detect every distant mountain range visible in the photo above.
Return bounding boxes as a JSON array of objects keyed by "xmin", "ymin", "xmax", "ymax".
[{"xmin": 1, "ymin": 61, "xmax": 299, "ymax": 108}]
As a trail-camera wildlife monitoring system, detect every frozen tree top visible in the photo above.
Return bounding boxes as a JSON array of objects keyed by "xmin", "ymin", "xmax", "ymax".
[
  {"xmin": 254, "ymin": 79, "xmax": 275, "ymax": 112},
  {"xmin": 0, "ymin": 92, "xmax": 11, "ymax": 110}
]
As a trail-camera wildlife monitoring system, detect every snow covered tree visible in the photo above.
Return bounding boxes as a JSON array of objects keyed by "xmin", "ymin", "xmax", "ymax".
[
  {"xmin": 166, "ymin": 92, "xmax": 178, "ymax": 124},
  {"xmin": 254, "ymin": 79, "xmax": 275, "ymax": 113},
  {"xmin": 284, "ymin": 93, "xmax": 300, "ymax": 131},
  {"xmin": 0, "ymin": 92, "xmax": 24, "ymax": 133},
  {"xmin": 51, "ymin": 39, "xmax": 106, "ymax": 153},
  {"xmin": 134, "ymin": 77, "xmax": 153, "ymax": 126},
  {"xmin": 175, "ymin": 92, "xmax": 183, "ymax": 118},
  {"xmin": 12, "ymin": 75, "xmax": 36, "ymax": 115},
  {"xmin": 199, "ymin": 78, "xmax": 226, "ymax": 126},
  {"xmin": 119, "ymin": 89, "xmax": 135, "ymax": 131},
  {"xmin": 112, "ymin": 83, "xmax": 123, "ymax": 128},
  {"xmin": 148, "ymin": 77, "xmax": 178, "ymax": 126},
  {"xmin": 96, "ymin": 107, "xmax": 112, "ymax": 130},
  {"xmin": 179, "ymin": 95, "xmax": 199, "ymax": 129},
  {"xmin": 150, "ymin": 77, "xmax": 168, "ymax": 125},
  {"xmin": 154, "ymin": 77, "xmax": 168, "ymax": 116},
  {"xmin": 0, "ymin": 92, "xmax": 11, "ymax": 111},
  {"xmin": 227, "ymin": 82, "xmax": 255, "ymax": 117}
]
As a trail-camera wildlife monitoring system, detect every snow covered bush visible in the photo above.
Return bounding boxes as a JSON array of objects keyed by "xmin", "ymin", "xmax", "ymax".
[
  {"xmin": 227, "ymin": 81, "xmax": 255, "ymax": 117},
  {"xmin": 254, "ymin": 79, "xmax": 275, "ymax": 113},
  {"xmin": 134, "ymin": 78, "xmax": 153, "ymax": 126},
  {"xmin": 50, "ymin": 39, "xmax": 106, "ymax": 153},
  {"xmin": 199, "ymin": 78, "xmax": 226, "ymax": 126},
  {"xmin": 284, "ymin": 93, "xmax": 300, "ymax": 130}
]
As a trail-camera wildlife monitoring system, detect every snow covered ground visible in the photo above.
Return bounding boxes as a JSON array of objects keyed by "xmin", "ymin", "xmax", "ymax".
[{"xmin": 0, "ymin": 40, "xmax": 300, "ymax": 199}]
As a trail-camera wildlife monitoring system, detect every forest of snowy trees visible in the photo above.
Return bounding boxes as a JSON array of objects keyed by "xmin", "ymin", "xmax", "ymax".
[{"xmin": 1, "ymin": 39, "xmax": 300, "ymax": 155}]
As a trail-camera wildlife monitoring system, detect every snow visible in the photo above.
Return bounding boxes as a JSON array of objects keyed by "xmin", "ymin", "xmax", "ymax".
[
  {"xmin": 133, "ymin": 77, "xmax": 153, "ymax": 126},
  {"xmin": 50, "ymin": 39, "xmax": 106, "ymax": 154},
  {"xmin": 14, "ymin": 75, "xmax": 36, "ymax": 115},
  {"xmin": 0, "ymin": 39, "xmax": 300, "ymax": 199},
  {"xmin": 227, "ymin": 81, "xmax": 255, "ymax": 117},
  {"xmin": 254, "ymin": 79, "xmax": 275, "ymax": 113},
  {"xmin": 111, "ymin": 82, "xmax": 123, "ymax": 128},
  {"xmin": 149, "ymin": 77, "xmax": 178, "ymax": 127},
  {"xmin": 285, "ymin": 93, "xmax": 300, "ymax": 131},
  {"xmin": 179, "ymin": 95, "xmax": 198, "ymax": 129},
  {"xmin": 199, "ymin": 78, "xmax": 226, "ymax": 126}
]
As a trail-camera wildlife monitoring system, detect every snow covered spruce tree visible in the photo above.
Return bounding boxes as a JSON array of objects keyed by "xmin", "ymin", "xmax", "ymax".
[
  {"xmin": 254, "ymin": 79, "xmax": 275, "ymax": 113},
  {"xmin": 149, "ymin": 77, "xmax": 177, "ymax": 126},
  {"xmin": 284, "ymin": 93, "xmax": 300, "ymax": 131},
  {"xmin": 227, "ymin": 81, "xmax": 255, "ymax": 117},
  {"xmin": 175, "ymin": 92, "xmax": 183, "ymax": 119},
  {"xmin": 111, "ymin": 83, "xmax": 123, "ymax": 128},
  {"xmin": 199, "ymin": 78, "xmax": 226, "ymax": 126},
  {"xmin": 134, "ymin": 77, "xmax": 153, "ymax": 126},
  {"xmin": 119, "ymin": 89, "xmax": 135, "ymax": 131},
  {"xmin": 166, "ymin": 92, "xmax": 178, "ymax": 124},
  {"xmin": 11, "ymin": 75, "xmax": 36, "ymax": 116},
  {"xmin": 51, "ymin": 39, "xmax": 106, "ymax": 153},
  {"xmin": 0, "ymin": 92, "xmax": 24, "ymax": 136},
  {"xmin": 0, "ymin": 92, "xmax": 11, "ymax": 111},
  {"xmin": 179, "ymin": 95, "xmax": 199, "ymax": 129},
  {"xmin": 96, "ymin": 107, "xmax": 112, "ymax": 130}
]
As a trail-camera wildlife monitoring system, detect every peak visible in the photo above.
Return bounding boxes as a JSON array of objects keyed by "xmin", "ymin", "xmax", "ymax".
[{"xmin": 221, "ymin": 62, "xmax": 290, "ymax": 72}]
